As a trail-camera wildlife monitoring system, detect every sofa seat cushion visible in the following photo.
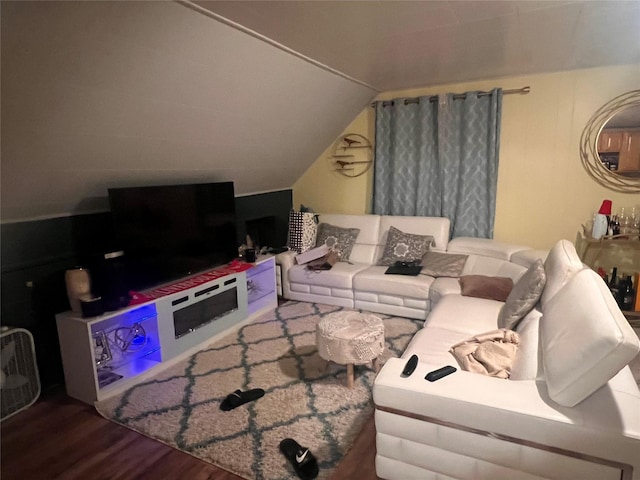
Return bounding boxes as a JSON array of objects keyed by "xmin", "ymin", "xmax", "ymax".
[
  {"xmin": 541, "ymin": 268, "xmax": 640, "ymax": 407},
  {"xmin": 424, "ymin": 294, "xmax": 503, "ymax": 335},
  {"xmin": 287, "ymin": 262, "xmax": 369, "ymax": 290},
  {"xmin": 401, "ymin": 327, "xmax": 470, "ymax": 366},
  {"xmin": 353, "ymin": 266, "xmax": 434, "ymax": 299},
  {"xmin": 425, "ymin": 295, "xmax": 541, "ymax": 381}
]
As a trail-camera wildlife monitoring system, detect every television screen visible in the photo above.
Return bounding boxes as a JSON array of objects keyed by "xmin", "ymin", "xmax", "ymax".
[{"xmin": 108, "ymin": 182, "xmax": 237, "ymax": 292}]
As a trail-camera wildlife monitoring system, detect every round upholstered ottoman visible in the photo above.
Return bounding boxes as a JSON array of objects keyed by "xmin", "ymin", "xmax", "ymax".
[{"xmin": 316, "ymin": 311, "xmax": 385, "ymax": 388}]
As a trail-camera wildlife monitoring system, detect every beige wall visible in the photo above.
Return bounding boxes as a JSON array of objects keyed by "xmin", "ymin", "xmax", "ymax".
[
  {"xmin": 294, "ymin": 64, "xmax": 640, "ymax": 250},
  {"xmin": 293, "ymin": 110, "xmax": 375, "ymax": 215}
]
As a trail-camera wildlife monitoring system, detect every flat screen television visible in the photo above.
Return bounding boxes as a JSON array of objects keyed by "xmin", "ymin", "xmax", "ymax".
[{"xmin": 108, "ymin": 182, "xmax": 238, "ymax": 292}]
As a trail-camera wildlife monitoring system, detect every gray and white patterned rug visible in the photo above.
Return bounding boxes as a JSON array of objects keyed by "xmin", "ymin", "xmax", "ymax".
[{"xmin": 96, "ymin": 301, "xmax": 421, "ymax": 480}]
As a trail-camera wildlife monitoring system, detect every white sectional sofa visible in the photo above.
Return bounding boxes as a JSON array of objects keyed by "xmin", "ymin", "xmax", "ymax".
[
  {"xmin": 276, "ymin": 213, "xmax": 543, "ymax": 319},
  {"xmin": 277, "ymin": 213, "xmax": 640, "ymax": 480}
]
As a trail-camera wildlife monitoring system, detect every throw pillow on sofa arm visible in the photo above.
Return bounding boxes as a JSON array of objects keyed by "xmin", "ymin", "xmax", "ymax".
[{"xmin": 497, "ymin": 258, "xmax": 546, "ymax": 331}]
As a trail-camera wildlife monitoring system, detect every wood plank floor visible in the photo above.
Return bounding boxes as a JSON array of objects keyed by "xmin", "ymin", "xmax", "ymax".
[{"xmin": 1, "ymin": 387, "xmax": 381, "ymax": 480}]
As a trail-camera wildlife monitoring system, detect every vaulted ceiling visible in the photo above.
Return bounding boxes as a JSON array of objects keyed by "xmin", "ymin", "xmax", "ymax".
[
  {"xmin": 196, "ymin": 0, "xmax": 640, "ymax": 91},
  {"xmin": 2, "ymin": 1, "xmax": 639, "ymax": 222}
]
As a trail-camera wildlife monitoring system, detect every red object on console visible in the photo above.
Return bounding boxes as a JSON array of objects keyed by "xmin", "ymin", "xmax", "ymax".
[
  {"xmin": 598, "ymin": 200, "xmax": 612, "ymax": 215},
  {"xmin": 127, "ymin": 259, "xmax": 254, "ymax": 305}
]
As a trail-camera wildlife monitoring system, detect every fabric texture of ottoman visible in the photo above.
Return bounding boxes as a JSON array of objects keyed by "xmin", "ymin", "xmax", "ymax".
[{"xmin": 316, "ymin": 311, "xmax": 385, "ymax": 388}]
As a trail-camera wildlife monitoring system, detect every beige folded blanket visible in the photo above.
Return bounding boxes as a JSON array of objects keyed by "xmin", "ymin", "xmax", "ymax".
[{"xmin": 449, "ymin": 329, "xmax": 520, "ymax": 379}]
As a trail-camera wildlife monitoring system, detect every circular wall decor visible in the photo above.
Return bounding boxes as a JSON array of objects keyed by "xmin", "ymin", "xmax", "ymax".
[
  {"xmin": 329, "ymin": 133, "xmax": 373, "ymax": 178},
  {"xmin": 580, "ymin": 90, "xmax": 640, "ymax": 193}
]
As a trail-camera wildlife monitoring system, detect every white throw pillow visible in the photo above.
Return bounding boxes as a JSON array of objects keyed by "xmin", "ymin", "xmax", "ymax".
[{"xmin": 541, "ymin": 269, "xmax": 640, "ymax": 407}]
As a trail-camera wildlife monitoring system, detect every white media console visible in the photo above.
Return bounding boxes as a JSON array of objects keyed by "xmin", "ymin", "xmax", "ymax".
[{"xmin": 56, "ymin": 255, "xmax": 277, "ymax": 404}]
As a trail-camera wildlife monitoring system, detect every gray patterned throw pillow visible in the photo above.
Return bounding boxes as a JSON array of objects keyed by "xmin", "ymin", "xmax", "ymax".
[
  {"xmin": 420, "ymin": 251, "xmax": 469, "ymax": 277},
  {"xmin": 315, "ymin": 223, "xmax": 360, "ymax": 261},
  {"xmin": 498, "ymin": 258, "xmax": 546, "ymax": 330},
  {"xmin": 377, "ymin": 226, "xmax": 434, "ymax": 266}
]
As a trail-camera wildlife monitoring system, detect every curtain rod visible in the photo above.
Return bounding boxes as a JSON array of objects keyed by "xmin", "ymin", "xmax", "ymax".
[{"xmin": 372, "ymin": 86, "xmax": 531, "ymax": 107}]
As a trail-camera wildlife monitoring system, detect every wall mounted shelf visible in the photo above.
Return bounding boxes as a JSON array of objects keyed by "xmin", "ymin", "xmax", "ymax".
[{"xmin": 329, "ymin": 133, "xmax": 372, "ymax": 178}]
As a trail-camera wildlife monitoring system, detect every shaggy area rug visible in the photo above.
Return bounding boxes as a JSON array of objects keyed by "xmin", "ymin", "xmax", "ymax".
[{"xmin": 96, "ymin": 301, "xmax": 421, "ymax": 480}]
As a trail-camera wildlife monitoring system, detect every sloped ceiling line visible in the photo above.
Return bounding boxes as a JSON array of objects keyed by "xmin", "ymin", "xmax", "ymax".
[{"xmin": 179, "ymin": 0, "xmax": 379, "ymax": 92}]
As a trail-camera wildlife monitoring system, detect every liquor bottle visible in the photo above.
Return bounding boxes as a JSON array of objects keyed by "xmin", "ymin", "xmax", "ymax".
[
  {"xmin": 611, "ymin": 215, "xmax": 621, "ymax": 236},
  {"xmin": 609, "ymin": 267, "xmax": 620, "ymax": 305},
  {"xmin": 621, "ymin": 275, "xmax": 635, "ymax": 311}
]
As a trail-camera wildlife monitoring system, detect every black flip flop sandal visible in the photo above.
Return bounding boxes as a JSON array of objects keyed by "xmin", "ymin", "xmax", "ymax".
[
  {"xmin": 220, "ymin": 388, "xmax": 265, "ymax": 411},
  {"xmin": 279, "ymin": 438, "xmax": 319, "ymax": 480}
]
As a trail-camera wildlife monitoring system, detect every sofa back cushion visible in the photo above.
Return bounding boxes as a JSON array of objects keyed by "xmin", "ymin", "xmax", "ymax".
[
  {"xmin": 541, "ymin": 239, "xmax": 584, "ymax": 308},
  {"xmin": 447, "ymin": 237, "xmax": 530, "ymax": 260},
  {"xmin": 510, "ymin": 308, "xmax": 542, "ymax": 380},
  {"xmin": 460, "ymin": 255, "xmax": 526, "ymax": 282},
  {"xmin": 511, "ymin": 248, "xmax": 548, "ymax": 268},
  {"xmin": 317, "ymin": 214, "xmax": 381, "ymax": 264},
  {"xmin": 541, "ymin": 268, "xmax": 640, "ymax": 407}
]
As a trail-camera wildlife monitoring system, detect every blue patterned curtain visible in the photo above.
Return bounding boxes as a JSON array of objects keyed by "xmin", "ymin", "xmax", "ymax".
[{"xmin": 373, "ymin": 89, "xmax": 502, "ymax": 238}]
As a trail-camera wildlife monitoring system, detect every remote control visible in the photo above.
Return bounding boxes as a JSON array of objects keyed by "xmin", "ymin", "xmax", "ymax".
[
  {"xmin": 425, "ymin": 365, "xmax": 457, "ymax": 382},
  {"xmin": 401, "ymin": 354, "xmax": 419, "ymax": 377}
]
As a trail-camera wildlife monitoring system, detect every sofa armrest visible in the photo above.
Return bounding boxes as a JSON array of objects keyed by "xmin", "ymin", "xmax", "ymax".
[
  {"xmin": 375, "ymin": 357, "xmax": 640, "ymax": 480},
  {"xmin": 275, "ymin": 251, "xmax": 297, "ymax": 297},
  {"xmin": 275, "ymin": 250, "xmax": 296, "ymax": 270},
  {"xmin": 374, "ymin": 358, "xmax": 640, "ymax": 448}
]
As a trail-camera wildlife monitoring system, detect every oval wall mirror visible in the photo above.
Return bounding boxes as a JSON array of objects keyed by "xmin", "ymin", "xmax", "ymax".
[{"xmin": 580, "ymin": 90, "xmax": 640, "ymax": 193}]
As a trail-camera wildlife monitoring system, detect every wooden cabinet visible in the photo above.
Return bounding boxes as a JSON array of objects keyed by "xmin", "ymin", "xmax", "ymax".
[
  {"xmin": 599, "ymin": 131, "xmax": 624, "ymax": 152},
  {"xmin": 598, "ymin": 128, "xmax": 640, "ymax": 173},
  {"xmin": 619, "ymin": 131, "xmax": 640, "ymax": 172}
]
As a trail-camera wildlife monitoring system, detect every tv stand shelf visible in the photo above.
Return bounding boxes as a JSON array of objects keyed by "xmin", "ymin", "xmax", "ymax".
[{"xmin": 56, "ymin": 255, "xmax": 277, "ymax": 404}]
